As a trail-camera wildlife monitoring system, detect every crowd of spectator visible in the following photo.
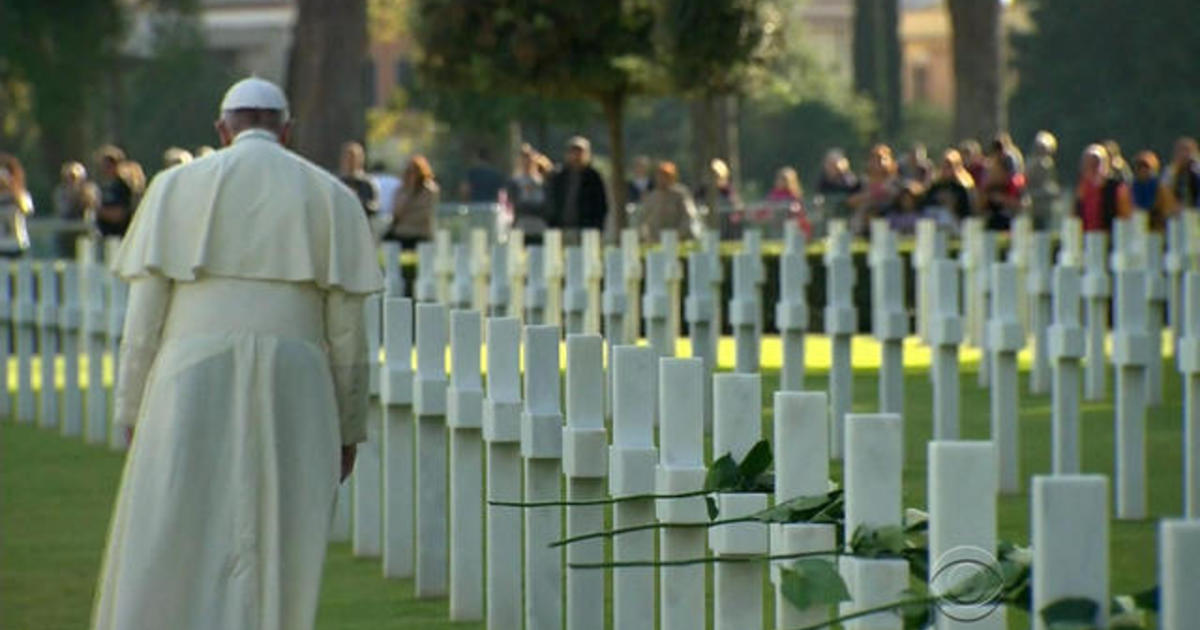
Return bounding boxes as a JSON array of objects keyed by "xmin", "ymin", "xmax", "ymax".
[{"xmin": 9, "ymin": 128, "xmax": 1200, "ymax": 258}]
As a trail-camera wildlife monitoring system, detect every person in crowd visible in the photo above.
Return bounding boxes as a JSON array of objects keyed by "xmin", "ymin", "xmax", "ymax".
[
  {"xmin": 899, "ymin": 143, "xmax": 933, "ymax": 187},
  {"xmin": 627, "ymin": 155, "xmax": 653, "ymax": 204},
  {"xmin": 887, "ymin": 183, "xmax": 923, "ymax": 235},
  {"xmin": 388, "ymin": 155, "xmax": 439, "ymax": 248},
  {"xmin": 1025, "ymin": 130, "xmax": 1060, "ymax": 229},
  {"xmin": 639, "ymin": 161, "xmax": 696, "ymax": 243},
  {"xmin": 1161, "ymin": 136, "xmax": 1200, "ymax": 214},
  {"xmin": 766, "ymin": 166, "xmax": 812, "ymax": 237},
  {"xmin": 547, "ymin": 135, "xmax": 608, "ymax": 234},
  {"xmin": 979, "ymin": 149, "xmax": 1026, "ymax": 231},
  {"xmin": 847, "ymin": 143, "xmax": 901, "ymax": 234},
  {"xmin": 93, "ymin": 77, "xmax": 382, "ymax": 630},
  {"xmin": 921, "ymin": 148, "xmax": 976, "ymax": 228},
  {"xmin": 509, "ymin": 143, "xmax": 550, "ymax": 241},
  {"xmin": 461, "ymin": 147, "xmax": 506, "ymax": 203},
  {"xmin": 988, "ymin": 132, "xmax": 1024, "ymax": 175},
  {"xmin": 817, "ymin": 149, "xmax": 861, "ymax": 195},
  {"xmin": 162, "ymin": 147, "xmax": 193, "ymax": 170},
  {"xmin": 815, "ymin": 149, "xmax": 861, "ymax": 222},
  {"xmin": 959, "ymin": 138, "xmax": 987, "ymax": 188},
  {"xmin": 339, "ymin": 141, "xmax": 379, "ymax": 216},
  {"xmin": 695, "ymin": 158, "xmax": 738, "ymax": 230},
  {"xmin": 368, "ymin": 161, "xmax": 401, "ymax": 219},
  {"xmin": 0, "ymin": 153, "xmax": 34, "ymax": 257},
  {"xmin": 767, "ymin": 166, "xmax": 803, "ymax": 202},
  {"xmin": 194, "ymin": 146, "xmax": 216, "ymax": 158},
  {"xmin": 1130, "ymin": 150, "xmax": 1165, "ymax": 229},
  {"xmin": 94, "ymin": 145, "xmax": 137, "ymax": 237},
  {"xmin": 53, "ymin": 161, "xmax": 100, "ymax": 255},
  {"xmin": 1075, "ymin": 143, "xmax": 1132, "ymax": 233},
  {"xmin": 1103, "ymin": 140, "xmax": 1133, "ymax": 183}
]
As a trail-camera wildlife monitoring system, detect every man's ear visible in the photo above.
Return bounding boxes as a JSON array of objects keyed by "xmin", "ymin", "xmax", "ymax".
[
  {"xmin": 214, "ymin": 119, "xmax": 233, "ymax": 147},
  {"xmin": 278, "ymin": 121, "xmax": 293, "ymax": 146}
]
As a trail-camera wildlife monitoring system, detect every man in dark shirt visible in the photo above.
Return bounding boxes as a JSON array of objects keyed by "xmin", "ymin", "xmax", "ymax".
[
  {"xmin": 95, "ymin": 145, "xmax": 134, "ymax": 237},
  {"xmin": 461, "ymin": 147, "xmax": 506, "ymax": 203},
  {"xmin": 338, "ymin": 141, "xmax": 379, "ymax": 216},
  {"xmin": 547, "ymin": 136, "xmax": 608, "ymax": 233}
]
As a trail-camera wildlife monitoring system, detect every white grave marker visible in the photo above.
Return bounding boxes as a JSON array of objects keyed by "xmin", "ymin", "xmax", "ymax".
[
  {"xmin": 563, "ymin": 334, "xmax": 607, "ymax": 630},
  {"xmin": 1031, "ymin": 475, "xmax": 1108, "ymax": 630},
  {"xmin": 777, "ymin": 231, "xmax": 810, "ymax": 391},
  {"xmin": 656, "ymin": 358, "xmax": 707, "ymax": 630},
  {"xmin": 643, "ymin": 251, "xmax": 673, "ymax": 360},
  {"xmin": 930, "ymin": 260, "xmax": 962, "ymax": 440},
  {"xmin": 352, "ymin": 294, "xmax": 383, "ymax": 557},
  {"xmin": 1048, "ymin": 266, "xmax": 1084, "ymax": 474},
  {"xmin": 543, "ymin": 230, "xmax": 564, "ymax": 328},
  {"xmin": 1028, "ymin": 232, "xmax": 1053, "ymax": 394},
  {"xmin": 824, "ymin": 229, "xmax": 857, "ymax": 459},
  {"xmin": 37, "ymin": 263, "xmax": 58, "ymax": 428},
  {"xmin": 58, "ymin": 263, "xmax": 82, "ymax": 437},
  {"xmin": 381, "ymin": 297, "xmax": 414, "ymax": 578},
  {"xmin": 989, "ymin": 263, "xmax": 1023, "ymax": 494},
  {"xmin": 710, "ymin": 374, "xmax": 767, "ymax": 630},
  {"xmin": 610, "ymin": 346, "xmax": 657, "ymax": 629},
  {"xmin": 414, "ymin": 303, "xmax": 449, "ymax": 597},
  {"xmin": 448, "ymin": 310, "xmax": 484, "ymax": 620},
  {"xmin": 563, "ymin": 246, "xmax": 587, "ymax": 335},
  {"xmin": 483, "ymin": 317, "xmax": 524, "ymax": 627},
  {"xmin": 1082, "ymin": 232, "xmax": 1110, "ymax": 400},
  {"xmin": 14, "ymin": 259, "xmax": 35, "ymax": 424},
  {"xmin": 522, "ymin": 325, "xmax": 564, "ymax": 629},
  {"xmin": 1113, "ymin": 269, "xmax": 1149, "ymax": 519}
]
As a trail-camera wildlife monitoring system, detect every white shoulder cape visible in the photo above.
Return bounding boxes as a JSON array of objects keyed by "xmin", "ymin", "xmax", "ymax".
[{"xmin": 111, "ymin": 131, "xmax": 384, "ymax": 295}]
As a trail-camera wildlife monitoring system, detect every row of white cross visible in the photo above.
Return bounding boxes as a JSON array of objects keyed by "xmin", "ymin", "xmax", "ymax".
[
  {"xmin": 329, "ymin": 214, "xmax": 1199, "ymax": 628},
  {"xmin": 3, "ymin": 238, "xmax": 128, "ymax": 451},
  {"xmin": 7, "ymin": 212, "xmax": 1200, "ymax": 629}
]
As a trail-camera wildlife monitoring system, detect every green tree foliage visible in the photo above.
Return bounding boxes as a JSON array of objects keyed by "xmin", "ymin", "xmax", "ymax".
[
  {"xmin": 1010, "ymin": 0, "xmax": 1200, "ymax": 171},
  {"xmin": 117, "ymin": 17, "xmax": 236, "ymax": 172},
  {"xmin": 414, "ymin": 0, "xmax": 663, "ymax": 222},
  {"xmin": 654, "ymin": 0, "xmax": 779, "ymax": 194},
  {"xmin": 0, "ymin": 0, "xmax": 126, "ymax": 179}
]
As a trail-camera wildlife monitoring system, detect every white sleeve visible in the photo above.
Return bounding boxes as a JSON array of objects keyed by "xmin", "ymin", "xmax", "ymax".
[
  {"xmin": 113, "ymin": 276, "xmax": 172, "ymax": 429},
  {"xmin": 325, "ymin": 289, "xmax": 370, "ymax": 445}
]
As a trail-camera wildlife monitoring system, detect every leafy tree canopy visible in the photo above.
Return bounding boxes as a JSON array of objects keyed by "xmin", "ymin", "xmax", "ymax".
[{"xmin": 1010, "ymin": 0, "xmax": 1200, "ymax": 172}]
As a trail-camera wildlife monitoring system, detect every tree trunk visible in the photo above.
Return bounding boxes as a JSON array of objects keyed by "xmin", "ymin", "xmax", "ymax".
[
  {"xmin": 286, "ymin": 0, "xmax": 367, "ymax": 171},
  {"xmin": 601, "ymin": 94, "xmax": 627, "ymax": 241},
  {"xmin": 691, "ymin": 94, "xmax": 719, "ymax": 207},
  {"xmin": 948, "ymin": 0, "xmax": 1004, "ymax": 141},
  {"xmin": 853, "ymin": 0, "xmax": 902, "ymax": 139}
]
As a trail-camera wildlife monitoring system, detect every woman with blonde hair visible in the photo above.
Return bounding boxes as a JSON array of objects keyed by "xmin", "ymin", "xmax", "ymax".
[
  {"xmin": 388, "ymin": 155, "xmax": 439, "ymax": 248},
  {"xmin": 0, "ymin": 153, "xmax": 34, "ymax": 257}
]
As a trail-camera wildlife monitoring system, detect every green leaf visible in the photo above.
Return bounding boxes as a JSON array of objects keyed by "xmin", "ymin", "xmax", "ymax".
[
  {"xmin": 849, "ymin": 525, "xmax": 907, "ymax": 558},
  {"xmin": 736, "ymin": 439, "xmax": 773, "ymax": 488},
  {"xmin": 1129, "ymin": 586, "xmax": 1158, "ymax": 612},
  {"xmin": 1039, "ymin": 597, "xmax": 1100, "ymax": 628},
  {"xmin": 779, "ymin": 558, "xmax": 850, "ymax": 610},
  {"xmin": 898, "ymin": 587, "xmax": 935, "ymax": 629},
  {"xmin": 704, "ymin": 454, "xmax": 739, "ymax": 492},
  {"xmin": 751, "ymin": 490, "xmax": 843, "ymax": 524},
  {"xmin": 705, "ymin": 496, "xmax": 720, "ymax": 520}
]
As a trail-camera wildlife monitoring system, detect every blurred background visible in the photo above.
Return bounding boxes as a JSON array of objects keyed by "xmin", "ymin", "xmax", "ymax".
[{"xmin": 2, "ymin": 0, "xmax": 1198, "ymax": 246}]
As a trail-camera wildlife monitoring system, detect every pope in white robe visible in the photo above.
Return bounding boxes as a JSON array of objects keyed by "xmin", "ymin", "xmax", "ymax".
[{"xmin": 91, "ymin": 78, "xmax": 383, "ymax": 630}]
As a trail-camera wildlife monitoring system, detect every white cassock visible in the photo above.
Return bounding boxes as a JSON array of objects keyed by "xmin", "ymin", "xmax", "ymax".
[{"xmin": 92, "ymin": 128, "xmax": 383, "ymax": 630}]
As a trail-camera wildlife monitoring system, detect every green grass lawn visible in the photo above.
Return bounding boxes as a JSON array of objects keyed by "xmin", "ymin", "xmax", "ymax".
[{"xmin": 0, "ymin": 360, "xmax": 1183, "ymax": 629}]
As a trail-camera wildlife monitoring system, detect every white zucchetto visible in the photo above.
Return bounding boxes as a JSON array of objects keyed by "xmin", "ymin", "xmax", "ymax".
[{"xmin": 219, "ymin": 77, "xmax": 290, "ymax": 119}]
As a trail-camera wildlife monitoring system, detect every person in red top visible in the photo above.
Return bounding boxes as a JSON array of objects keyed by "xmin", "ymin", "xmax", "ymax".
[
  {"xmin": 979, "ymin": 150, "xmax": 1026, "ymax": 231},
  {"xmin": 1075, "ymin": 143, "xmax": 1132, "ymax": 232}
]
